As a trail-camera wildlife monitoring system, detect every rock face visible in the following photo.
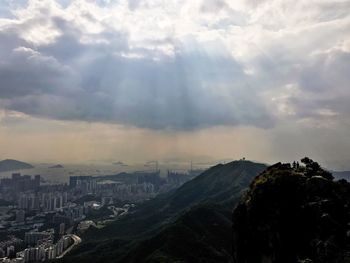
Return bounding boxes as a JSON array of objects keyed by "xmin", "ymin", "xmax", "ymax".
[
  {"xmin": 0, "ymin": 159, "xmax": 34, "ymax": 172},
  {"xmin": 232, "ymin": 159, "xmax": 350, "ymax": 263}
]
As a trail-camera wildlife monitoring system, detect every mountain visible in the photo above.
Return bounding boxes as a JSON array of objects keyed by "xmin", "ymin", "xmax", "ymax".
[
  {"xmin": 49, "ymin": 164, "xmax": 64, "ymax": 169},
  {"xmin": 333, "ymin": 171, "xmax": 350, "ymax": 181},
  {"xmin": 61, "ymin": 160, "xmax": 267, "ymax": 263},
  {"xmin": 233, "ymin": 158, "xmax": 350, "ymax": 263},
  {"xmin": 82, "ymin": 160, "xmax": 267, "ymax": 240},
  {"xmin": 0, "ymin": 159, "xmax": 34, "ymax": 172},
  {"xmin": 117, "ymin": 203, "xmax": 235, "ymax": 263}
]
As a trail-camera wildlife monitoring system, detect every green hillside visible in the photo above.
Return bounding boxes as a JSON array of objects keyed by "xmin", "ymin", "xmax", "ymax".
[
  {"xmin": 61, "ymin": 160, "xmax": 266, "ymax": 263},
  {"xmin": 118, "ymin": 204, "xmax": 234, "ymax": 263}
]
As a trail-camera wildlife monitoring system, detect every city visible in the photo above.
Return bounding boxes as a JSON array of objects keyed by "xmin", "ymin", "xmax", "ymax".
[{"xmin": 0, "ymin": 168, "xmax": 202, "ymax": 263}]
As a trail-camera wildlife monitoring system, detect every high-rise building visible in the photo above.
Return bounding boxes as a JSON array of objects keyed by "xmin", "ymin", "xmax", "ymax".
[
  {"xmin": 16, "ymin": 210, "xmax": 25, "ymax": 223},
  {"xmin": 69, "ymin": 176, "xmax": 96, "ymax": 193},
  {"xmin": 34, "ymin": 175, "xmax": 40, "ymax": 189},
  {"xmin": 24, "ymin": 231, "xmax": 53, "ymax": 246},
  {"xmin": 6, "ymin": 245, "xmax": 15, "ymax": 257},
  {"xmin": 1, "ymin": 173, "xmax": 41, "ymax": 192},
  {"xmin": 59, "ymin": 223, "xmax": 65, "ymax": 236}
]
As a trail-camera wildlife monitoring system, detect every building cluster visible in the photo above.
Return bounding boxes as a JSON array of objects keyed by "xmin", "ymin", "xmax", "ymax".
[
  {"xmin": 0, "ymin": 233, "xmax": 74, "ymax": 263},
  {"xmin": 95, "ymin": 182, "xmax": 156, "ymax": 202},
  {"xmin": 69, "ymin": 176, "xmax": 97, "ymax": 194},
  {"xmin": 24, "ymin": 230, "xmax": 54, "ymax": 247},
  {"xmin": 69, "ymin": 173, "xmax": 159, "ymax": 202},
  {"xmin": 41, "ymin": 192, "xmax": 68, "ymax": 212},
  {"xmin": 0, "ymin": 174, "xmax": 40, "ymax": 201},
  {"xmin": 20, "ymin": 235, "xmax": 73, "ymax": 263},
  {"xmin": 14, "ymin": 191, "xmax": 69, "ymax": 216},
  {"xmin": 0, "ymin": 174, "xmax": 40, "ymax": 192},
  {"xmin": 67, "ymin": 170, "xmax": 202, "ymax": 203},
  {"xmin": 136, "ymin": 172, "xmax": 164, "ymax": 190},
  {"xmin": 17, "ymin": 194, "xmax": 39, "ymax": 211},
  {"xmin": 0, "ymin": 237, "xmax": 23, "ymax": 259},
  {"xmin": 53, "ymin": 204, "xmax": 85, "ymax": 226}
]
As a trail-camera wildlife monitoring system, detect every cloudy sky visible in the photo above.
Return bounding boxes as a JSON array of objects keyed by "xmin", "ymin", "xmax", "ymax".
[{"xmin": 0, "ymin": 0, "xmax": 349, "ymax": 169}]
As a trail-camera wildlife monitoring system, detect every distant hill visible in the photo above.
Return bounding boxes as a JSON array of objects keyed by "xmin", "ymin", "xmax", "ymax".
[
  {"xmin": 113, "ymin": 161, "xmax": 128, "ymax": 167},
  {"xmin": 0, "ymin": 159, "xmax": 34, "ymax": 172},
  {"xmin": 233, "ymin": 159, "xmax": 350, "ymax": 263},
  {"xmin": 333, "ymin": 171, "xmax": 350, "ymax": 181},
  {"xmin": 60, "ymin": 160, "xmax": 267, "ymax": 263},
  {"xmin": 49, "ymin": 164, "xmax": 64, "ymax": 169},
  {"xmin": 96, "ymin": 171, "xmax": 151, "ymax": 184}
]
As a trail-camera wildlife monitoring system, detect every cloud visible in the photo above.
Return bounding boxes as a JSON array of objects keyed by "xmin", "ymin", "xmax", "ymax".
[{"xmin": 0, "ymin": 0, "xmax": 349, "ymax": 131}]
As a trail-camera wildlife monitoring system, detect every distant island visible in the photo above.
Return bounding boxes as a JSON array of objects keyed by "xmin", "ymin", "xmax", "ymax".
[
  {"xmin": 112, "ymin": 161, "xmax": 128, "ymax": 167},
  {"xmin": 49, "ymin": 164, "xmax": 64, "ymax": 169},
  {"xmin": 0, "ymin": 159, "xmax": 34, "ymax": 172}
]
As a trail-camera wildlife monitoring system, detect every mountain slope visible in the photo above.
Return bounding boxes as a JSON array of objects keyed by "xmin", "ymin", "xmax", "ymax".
[
  {"xmin": 79, "ymin": 160, "xmax": 266, "ymax": 242},
  {"xmin": 0, "ymin": 159, "xmax": 34, "ymax": 172},
  {"xmin": 119, "ymin": 203, "xmax": 234, "ymax": 263},
  {"xmin": 233, "ymin": 159, "xmax": 350, "ymax": 263},
  {"xmin": 62, "ymin": 160, "xmax": 267, "ymax": 263}
]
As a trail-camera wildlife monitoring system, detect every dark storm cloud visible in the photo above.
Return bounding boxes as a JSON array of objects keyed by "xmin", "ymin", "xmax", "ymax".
[
  {"xmin": 41, "ymin": 16, "xmax": 129, "ymax": 61},
  {"xmin": 285, "ymin": 49, "xmax": 350, "ymax": 120},
  {"xmin": 1, "ymin": 0, "xmax": 349, "ymax": 131},
  {"xmin": 2, "ymin": 47, "xmax": 274, "ymax": 130},
  {"xmin": 0, "ymin": 1, "xmax": 275, "ymax": 130},
  {"xmin": 0, "ymin": 28, "xmax": 74, "ymax": 99}
]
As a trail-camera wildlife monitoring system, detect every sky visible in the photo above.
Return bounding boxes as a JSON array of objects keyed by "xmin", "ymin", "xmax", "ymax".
[{"xmin": 0, "ymin": 0, "xmax": 350, "ymax": 169}]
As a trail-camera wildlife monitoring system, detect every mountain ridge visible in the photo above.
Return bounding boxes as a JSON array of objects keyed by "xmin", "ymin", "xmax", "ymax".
[
  {"xmin": 61, "ymin": 160, "xmax": 267, "ymax": 263},
  {"xmin": 0, "ymin": 159, "xmax": 34, "ymax": 172}
]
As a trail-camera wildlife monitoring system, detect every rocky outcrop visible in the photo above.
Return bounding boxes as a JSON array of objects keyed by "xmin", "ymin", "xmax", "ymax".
[{"xmin": 232, "ymin": 159, "xmax": 350, "ymax": 263}]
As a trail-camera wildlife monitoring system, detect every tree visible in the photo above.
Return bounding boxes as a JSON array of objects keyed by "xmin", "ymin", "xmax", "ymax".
[
  {"xmin": 300, "ymin": 157, "xmax": 333, "ymax": 180},
  {"xmin": 301, "ymin": 157, "xmax": 313, "ymax": 166}
]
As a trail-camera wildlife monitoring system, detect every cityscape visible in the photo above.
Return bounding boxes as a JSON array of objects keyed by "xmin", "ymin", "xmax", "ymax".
[{"xmin": 0, "ymin": 167, "xmax": 203, "ymax": 263}]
